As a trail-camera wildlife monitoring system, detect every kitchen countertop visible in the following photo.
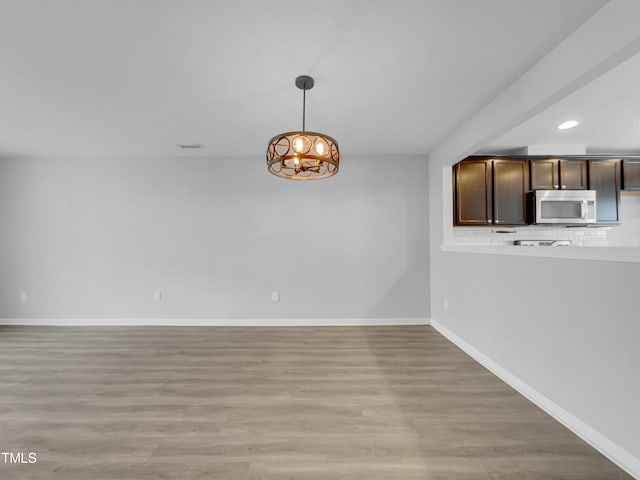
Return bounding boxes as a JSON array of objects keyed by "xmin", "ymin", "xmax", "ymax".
[{"xmin": 441, "ymin": 244, "xmax": 640, "ymax": 263}]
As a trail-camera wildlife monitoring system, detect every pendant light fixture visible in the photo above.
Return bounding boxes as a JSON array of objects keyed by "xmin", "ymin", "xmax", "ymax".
[{"xmin": 266, "ymin": 75, "xmax": 339, "ymax": 180}]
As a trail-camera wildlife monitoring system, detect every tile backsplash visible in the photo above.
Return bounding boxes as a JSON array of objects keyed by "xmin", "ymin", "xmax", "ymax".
[{"xmin": 452, "ymin": 226, "xmax": 610, "ymax": 246}]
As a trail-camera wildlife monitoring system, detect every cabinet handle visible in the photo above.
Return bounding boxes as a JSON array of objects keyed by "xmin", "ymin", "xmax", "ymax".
[
  {"xmin": 554, "ymin": 185, "xmax": 559, "ymax": 189},
  {"xmin": 562, "ymin": 185, "xmax": 567, "ymax": 189},
  {"xmin": 488, "ymin": 220, "xmax": 493, "ymax": 224}
]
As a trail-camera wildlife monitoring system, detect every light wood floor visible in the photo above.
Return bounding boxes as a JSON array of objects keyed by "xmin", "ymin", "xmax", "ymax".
[{"xmin": 0, "ymin": 325, "xmax": 631, "ymax": 479}]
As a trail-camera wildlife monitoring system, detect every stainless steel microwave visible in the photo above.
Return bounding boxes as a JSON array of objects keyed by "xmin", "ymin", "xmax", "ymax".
[{"xmin": 530, "ymin": 189, "xmax": 596, "ymax": 224}]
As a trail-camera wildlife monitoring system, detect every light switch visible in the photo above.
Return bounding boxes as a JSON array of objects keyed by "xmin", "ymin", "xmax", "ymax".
[{"xmin": 272, "ymin": 291, "xmax": 279, "ymax": 302}]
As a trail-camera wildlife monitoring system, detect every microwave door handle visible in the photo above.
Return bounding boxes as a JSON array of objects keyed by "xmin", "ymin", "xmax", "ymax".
[{"xmin": 581, "ymin": 199, "xmax": 587, "ymax": 221}]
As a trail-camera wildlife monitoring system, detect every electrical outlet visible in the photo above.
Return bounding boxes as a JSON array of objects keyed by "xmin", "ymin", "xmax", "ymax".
[
  {"xmin": 443, "ymin": 297, "xmax": 449, "ymax": 311},
  {"xmin": 272, "ymin": 291, "xmax": 279, "ymax": 302},
  {"xmin": 153, "ymin": 290, "xmax": 162, "ymax": 302},
  {"xmin": 20, "ymin": 291, "xmax": 28, "ymax": 303}
]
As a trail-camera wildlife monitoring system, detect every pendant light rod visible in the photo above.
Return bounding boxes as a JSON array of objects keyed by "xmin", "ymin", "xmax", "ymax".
[{"xmin": 295, "ymin": 75, "xmax": 314, "ymax": 132}]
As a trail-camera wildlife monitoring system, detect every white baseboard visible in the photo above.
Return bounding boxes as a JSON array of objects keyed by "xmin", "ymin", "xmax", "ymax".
[
  {"xmin": 0, "ymin": 317, "xmax": 430, "ymax": 327},
  {"xmin": 430, "ymin": 319, "xmax": 640, "ymax": 480}
]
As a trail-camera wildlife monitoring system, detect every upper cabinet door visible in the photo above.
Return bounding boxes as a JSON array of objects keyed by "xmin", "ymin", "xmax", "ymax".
[
  {"xmin": 588, "ymin": 159, "xmax": 621, "ymax": 224},
  {"xmin": 559, "ymin": 160, "xmax": 587, "ymax": 190},
  {"xmin": 493, "ymin": 159, "xmax": 529, "ymax": 225},
  {"xmin": 622, "ymin": 160, "xmax": 640, "ymax": 191},
  {"xmin": 454, "ymin": 159, "xmax": 493, "ymax": 226},
  {"xmin": 530, "ymin": 159, "xmax": 559, "ymax": 190}
]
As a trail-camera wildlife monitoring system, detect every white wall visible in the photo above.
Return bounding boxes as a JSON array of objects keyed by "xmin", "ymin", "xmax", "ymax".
[
  {"xmin": 0, "ymin": 154, "xmax": 429, "ymax": 320},
  {"xmin": 432, "ymin": 166, "xmax": 640, "ymax": 473},
  {"xmin": 428, "ymin": 2, "xmax": 640, "ymax": 476},
  {"xmin": 430, "ymin": 237, "xmax": 640, "ymax": 464},
  {"xmin": 428, "ymin": 101, "xmax": 640, "ymax": 480}
]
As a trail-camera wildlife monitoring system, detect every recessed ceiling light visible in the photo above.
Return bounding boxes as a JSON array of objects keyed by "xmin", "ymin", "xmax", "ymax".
[{"xmin": 557, "ymin": 120, "xmax": 579, "ymax": 130}]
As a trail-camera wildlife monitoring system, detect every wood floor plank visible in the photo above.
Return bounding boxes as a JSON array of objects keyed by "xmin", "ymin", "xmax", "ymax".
[{"xmin": 0, "ymin": 325, "xmax": 632, "ymax": 479}]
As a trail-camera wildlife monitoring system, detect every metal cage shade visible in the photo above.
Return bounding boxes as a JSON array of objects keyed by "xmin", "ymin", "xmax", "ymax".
[{"xmin": 266, "ymin": 131, "xmax": 339, "ymax": 180}]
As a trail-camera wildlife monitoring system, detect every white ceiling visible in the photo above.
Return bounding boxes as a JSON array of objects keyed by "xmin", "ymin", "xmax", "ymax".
[
  {"xmin": 480, "ymin": 50, "xmax": 640, "ymax": 155},
  {"xmin": 0, "ymin": 0, "xmax": 607, "ymax": 158}
]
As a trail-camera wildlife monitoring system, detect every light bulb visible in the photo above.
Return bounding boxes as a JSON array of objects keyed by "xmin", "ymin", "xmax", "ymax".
[
  {"xmin": 294, "ymin": 138, "xmax": 303, "ymax": 153},
  {"xmin": 293, "ymin": 156, "xmax": 300, "ymax": 166},
  {"xmin": 315, "ymin": 141, "xmax": 326, "ymax": 155}
]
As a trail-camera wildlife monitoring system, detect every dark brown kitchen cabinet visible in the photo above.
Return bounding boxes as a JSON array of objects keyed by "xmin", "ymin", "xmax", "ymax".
[
  {"xmin": 454, "ymin": 155, "xmax": 625, "ymax": 227},
  {"xmin": 493, "ymin": 159, "xmax": 529, "ymax": 225},
  {"xmin": 530, "ymin": 159, "xmax": 558, "ymax": 190},
  {"xmin": 453, "ymin": 158, "xmax": 528, "ymax": 226},
  {"xmin": 530, "ymin": 159, "xmax": 587, "ymax": 190},
  {"xmin": 454, "ymin": 159, "xmax": 492, "ymax": 225},
  {"xmin": 622, "ymin": 160, "xmax": 640, "ymax": 191},
  {"xmin": 559, "ymin": 159, "xmax": 588, "ymax": 189},
  {"xmin": 588, "ymin": 159, "xmax": 621, "ymax": 224}
]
